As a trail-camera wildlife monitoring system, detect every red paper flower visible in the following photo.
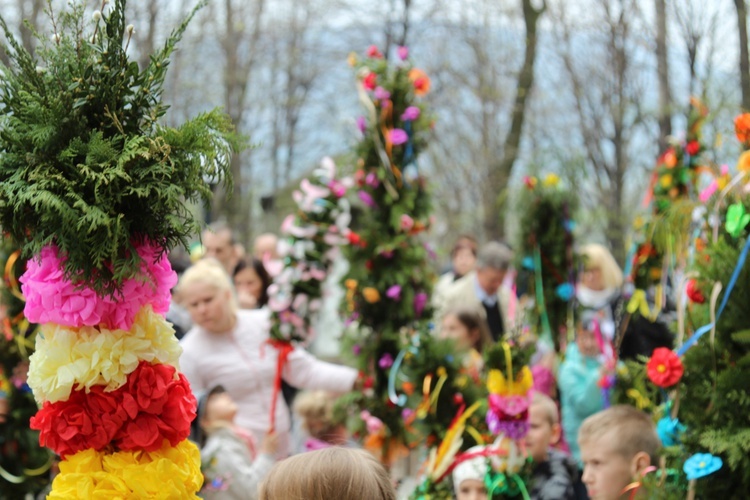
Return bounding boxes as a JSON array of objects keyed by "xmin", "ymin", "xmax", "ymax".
[
  {"xmin": 646, "ymin": 348, "xmax": 684, "ymax": 388},
  {"xmin": 685, "ymin": 140, "xmax": 700, "ymax": 156},
  {"xmin": 366, "ymin": 45, "xmax": 383, "ymax": 59},
  {"xmin": 363, "ymin": 72, "xmax": 377, "ymax": 91},
  {"xmin": 686, "ymin": 279, "xmax": 705, "ymax": 304}
]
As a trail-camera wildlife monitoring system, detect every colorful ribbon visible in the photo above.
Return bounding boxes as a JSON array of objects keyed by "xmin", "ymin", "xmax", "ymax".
[
  {"xmin": 533, "ymin": 246, "xmax": 553, "ymax": 342},
  {"xmin": 265, "ymin": 339, "xmax": 295, "ymax": 433},
  {"xmin": 387, "ymin": 345, "xmax": 419, "ymax": 406}
]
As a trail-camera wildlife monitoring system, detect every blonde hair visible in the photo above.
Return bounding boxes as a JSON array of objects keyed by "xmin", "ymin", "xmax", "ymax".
[
  {"xmin": 579, "ymin": 243, "xmax": 623, "ymax": 289},
  {"xmin": 178, "ymin": 258, "xmax": 238, "ymax": 313},
  {"xmin": 578, "ymin": 405, "xmax": 660, "ymax": 463},
  {"xmin": 258, "ymin": 447, "xmax": 395, "ymax": 500},
  {"xmin": 531, "ymin": 391, "xmax": 559, "ymax": 426},
  {"xmin": 293, "ymin": 391, "xmax": 341, "ymax": 441}
]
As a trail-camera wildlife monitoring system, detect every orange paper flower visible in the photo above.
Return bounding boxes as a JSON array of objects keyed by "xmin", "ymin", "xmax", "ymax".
[
  {"xmin": 408, "ymin": 68, "xmax": 431, "ymax": 96},
  {"xmin": 735, "ymin": 113, "xmax": 750, "ymax": 145},
  {"xmin": 738, "ymin": 151, "xmax": 750, "ymax": 173}
]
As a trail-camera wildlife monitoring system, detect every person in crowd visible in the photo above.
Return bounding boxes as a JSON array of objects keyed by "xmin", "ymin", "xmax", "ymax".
[
  {"xmin": 258, "ymin": 447, "xmax": 396, "ymax": 500},
  {"xmin": 439, "ymin": 306, "xmax": 492, "ymax": 379},
  {"xmin": 202, "ymin": 221, "xmax": 241, "ymax": 275},
  {"xmin": 433, "ymin": 235, "xmax": 478, "ymax": 310},
  {"xmin": 452, "ymin": 445, "xmax": 489, "ymax": 500},
  {"xmin": 578, "ymin": 405, "xmax": 660, "ymax": 500},
  {"xmin": 192, "ymin": 385, "xmax": 277, "ymax": 500},
  {"xmin": 439, "ymin": 241, "xmax": 516, "ymax": 341},
  {"xmin": 178, "ymin": 259, "xmax": 359, "ymax": 457},
  {"xmin": 293, "ymin": 390, "xmax": 348, "ymax": 451},
  {"xmin": 526, "ymin": 392, "xmax": 577, "ymax": 500},
  {"xmin": 558, "ymin": 310, "xmax": 607, "ymax": 466},
  {"xmin": 253, "ymin": 233, "xmax": 280, "ymax": 261},
  {"xmin": 233, "ymin": 257, "xmax": 272, "ymax": 309}
]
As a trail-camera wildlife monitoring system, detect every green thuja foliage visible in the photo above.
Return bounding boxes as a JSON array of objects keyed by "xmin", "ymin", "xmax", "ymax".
[
  {"xmin": 678, "ymin": 216, "xmax": 750, "ymax": 496},
  {"xmin": 0, "ymin": 0, "xmax": 240, "ymax": 296}
]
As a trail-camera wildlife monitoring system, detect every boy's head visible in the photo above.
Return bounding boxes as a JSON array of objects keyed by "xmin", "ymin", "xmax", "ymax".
[
  {"xmin": 578, "ymin": 405, "xmax": 660, "ymax": 500},
  {"xmin": 452, "ymin": 446, "xmax": 488, "ymax": 500},
  {"xmin": 190, "ymin": 385, "xmax": 237, "ymax": 446},
  {"xmin": 525, "ymin": 392, "xmax": 561, "ymax": 463},
  {"xmin": 576, "ymin": 310, "xmax": 601, "ymax": 358}
]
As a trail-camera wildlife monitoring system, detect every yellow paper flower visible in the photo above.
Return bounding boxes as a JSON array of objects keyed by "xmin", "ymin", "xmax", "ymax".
[
  {"xmin": 659, "ymin": 174, "xmax": 673, "ymax": 188},
  {"xmin": 28, "ymin": 305, "xmax": 181, "ymax": 404},
  {"xmin": 487, "ymin": 369, "xmax": 506, "ymax": 395},
  {"xmin": 486, "ymin": 366, "xmax": 533, "ymax": 396},
  {"xmin": 542, "ymin": 173, "xmax": 560, "ymax": 188},
  {"xmin": 49, "ymin": 440, "xmax": 202, "ymax": 499},
  {"xmin": 362, "ymin": 287, "xmax": 381, "ymax": 303},
  {"xmin": 738, "ymin": 151, "xmax": 750, "ymax": 173}
]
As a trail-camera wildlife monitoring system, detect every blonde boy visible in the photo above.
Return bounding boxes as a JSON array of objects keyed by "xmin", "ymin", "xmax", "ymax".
[
  {"xmin": 578, "ymin": 405, "xmax": 660, "ymax": 500},
  {"xmin": 526, "ymin": 392, "xmax": 577, "ymax": 499}
]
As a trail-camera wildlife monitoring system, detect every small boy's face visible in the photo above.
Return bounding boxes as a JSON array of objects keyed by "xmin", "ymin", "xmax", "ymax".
[
  {"xmin": 577, "ymin": 326, "xmax": 599, "ymax": 358},
  {"xmin": 204, "ymin": 392, "xmax": 237, "ymax": 425},
  {"xmin": 580, "ymin": 433, "xmax": 633, "ymax": 500},
  {"xmin": 456, "ymin": 479, "xmax": 486, "ymax": 500},
  {"xmin": 525, "ymin": 404, "xmax": 560, "ymax": 463}
]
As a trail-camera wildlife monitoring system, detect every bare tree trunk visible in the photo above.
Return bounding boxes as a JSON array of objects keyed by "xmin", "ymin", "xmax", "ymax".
[
  {"xmin": 736, "ymin": 0, "xmax": 750, "ymax": 110},
  {"xmin": 483, "ymin": 0, "xmax": 545, "ymax": 240},
  {"xmin": 655, "ymin": 0, "xmax": 672, "ymax": 152}
]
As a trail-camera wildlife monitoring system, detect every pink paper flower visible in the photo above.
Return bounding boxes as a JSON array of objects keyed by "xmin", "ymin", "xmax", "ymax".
[
  {"xmin": 374, "ymin": 86, "xmax": 391, "ymax": 101},
  {"xmin": 356, "ymin": 116, "xmax": 367, "ymax": 134},
  {"xmin": 401, "ymin": 106, "xmax": 420, "ymax": 121},
  {"xmin": 366, "ymin": 45, "xmax": 383, "ymax": 59},
  {"xmin": 365, "ymin": 172, "xmax": 380, "ymax": 188},
  {"xmin": 358, "ymin": 191, "xmax": 377, "ymax": 208},
  {"xmin": 400, "ymin": 214, "xmax": 414, "ymax": 231},
  {"xmin": 397, "ymin": 46, "xmax": 409, "ymax": 61},
  {"xmin": 386, "ymin": 285, "xmax": 402, "ymax": 301},
  {"xmin": 413, "ymin": 292, "xmax": 428, "ymax": 317},
  {"xmin": 390, "ymin": 128, "xmax": 409, "ymax": 146},
  {"xmin": 378, "ymin": 353, "xmax": 394, "ymax": 369},
  {"xmin": 328, "ymin": 179, "xmax": 347, "ymax": 198}
]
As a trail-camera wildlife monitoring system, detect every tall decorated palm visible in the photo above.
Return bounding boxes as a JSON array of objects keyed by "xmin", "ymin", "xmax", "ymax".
[{"xmin": 0, "ymin": 1, "xmax": 239, "ymax": 496}]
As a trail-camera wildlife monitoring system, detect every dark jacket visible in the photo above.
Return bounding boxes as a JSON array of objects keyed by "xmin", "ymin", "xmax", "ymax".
[{"xmin": 529, "ymin": 448, "xmax": 578, "ymax": 500}]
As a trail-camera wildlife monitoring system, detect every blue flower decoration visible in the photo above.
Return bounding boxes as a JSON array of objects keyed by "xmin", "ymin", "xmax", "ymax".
[
  {"xmin": 564, "ymin": 220, "xmax": 576, "ymax": 233},
  {"xmin": 555, "ymin": 283, "xmax": 575, "ymax": 302},
  {"xmin": 683, "ymin": 453, "xmax": 722, "ymax": 480},
  {"xmin": 522, "ymin": 256, "xmax": 535, "ymax": 270},
  {"xmin": 657, "ymin": 416, "xmax": 686, "ymax": 446}
]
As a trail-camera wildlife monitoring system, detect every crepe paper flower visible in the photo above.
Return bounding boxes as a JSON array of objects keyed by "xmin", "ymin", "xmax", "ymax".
[
  {"xmin": 735, "ymin": 113, "xmax": 750, "ymax": 145},
  {"xmin": 49, "ymin": 440, "xmax": 202, "ymax": 499},
  {"xmin": 352, "ymin": 345, "xmax": 362, "ymax": 355},
  {"xmin": 362, "ymin": 287, "xmax": 381, "ymax": 303},
  {"xmin": 378, "ymin": 353, "xmax": 394, "ymax": 369},
  {"xmin": 397, "ymin": 46, "xmax": 409, "ymax": 60},
  {"xmin": 523, "ymin": 176, "xmax": 537, "ymax": 189},
  {"xmin": 20, "ymin": 243, "xmax": 176, "ymax": 331},
  {"xmin": 347, "ymin": 52, "xmax": 358, "ymax": 67},
  {"xmin": 659, "ymin": 174, "xmax": 673, "ymax": 188},
  {"xmin": 486, "ymin": 412, "xmax": 529, "ymax": 440},
  {"xmin": 657, "ymin": 416, "xmax": 686, "ymax": 447},
  {"xmin": 489, "ymin": 394, "xmax": 529, "ymax": 417},
  {"xmin": 366, "ymin": 45, "xmax": 383, "ymax": 59},
  {"xmin": 27, "ymin": 306, "xmax": 181, "ymax": 404},
  {"xmin": 685, "ymin": 279, "xmax": 705, "ymax": 304},
  {"xmin": 521, "ymin": 256, "xmax": 535, "ymax": 270},
  {"xmin": 401, "ymin": 408, "xmax": 414, "ymax": 420},
  {"xmin": 356, "ymin": 116, "xmax": 367, "ymax": 134},
  {"xmin": 564, "ymin": 219, "xmax": 576, "ymax": 232},
  {"xmin": 408, "ymin": 68, "xmax": 431, "ymax": 96},
  {"xmin": 390, "ymin": 128, "xmax": 409, "ymax": 146},
  {"xmin": 725, "ymin": 203, "xmax": 750, "ymax": 238},
  {"xmin": 685, "ymin": 140, "xmax": 701, "ymax": 156},
  {"xmin": 374, "ymin": 86, "xmax": 391, "ymax": 101},
  {"xmin": 661, "ymin": 148, "xmax": 677, "ymax": 168},
  {"xmin": 738, "ymin": 151, "xmax": 750, "ymax": 174},
  {"xmin": 386, "ymin": 285, "xmax": 402, "ymax": 301},
  {"xmin": 400, "ymin": 214, "xmax": 415, "ymax": 231},
  {"xmin": 555, "ymin": 283, "xmax": 575, "ymax": 302},
  {"xmin": 401, "ymin": 106, "xmax": 420, "ymax": 121},
  {"xmin": 328, "ymin": 179, "xmax": 347, "ymax": 198},
  {"xmin": 363, "ymin": 72, "xmax": 377, "ymax": 90},
  {"xmin": 543, "ymin": 173, "xmax": 560, "ymax": 187},
  {"xmin": 358, "ymin": 190, "xmax": 378, "ymax": 208},
  {"xmin": 683, "ymin": 453, "xmax": 722, "ymax": 480},
  {"xmin": 646, "ymin": 348, "xmax": 684, "ymax": 387},
  {"xmin": 365, "ymin": 172, "xmax": 380, "ymax": 188},
  {"xmin": 414, "ymin": 292, "xmax": 428, "ymax": 317}
]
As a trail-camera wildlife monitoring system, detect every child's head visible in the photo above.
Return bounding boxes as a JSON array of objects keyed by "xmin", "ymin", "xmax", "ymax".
[
  {"xmin": 293, "ymin": 391, "xmax": 346, "ymax": 445},
  {"xmin": 190, "ymin": 385, "xmax": 237, "ymax": 447},
  {"xmin": 525, "ymin": 392, "xmax": 561, "ymax": 463},
  {"xmin": 576, "ymin": 310, "xmax": 601, "ymax": 358},
  {"xmin": 452, "ymin": 446, "xmax": 488, "ymax": 500},
  {"xmin": 440, "ymin": 307, "xmax": 492, "ymax": 352},
  {"xmin": 578, "ymin": 405, "xmax": 660, "ymax": 500},
  {"xmin": 258, "ymin": 447, "xmax": 395, "ymax": 500}
]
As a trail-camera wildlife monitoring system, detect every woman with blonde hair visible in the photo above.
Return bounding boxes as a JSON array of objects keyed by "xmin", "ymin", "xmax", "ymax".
[
  {"xmin": 576, "ymin": 243, "xmax": 623, "ymax": 342},
  {"xmin": 258, "ymin": 447, "xmax": 396, "ymax": 500},
  {"xmin": 179, "ymin": 258, "xmax": 358, "ymax": 457}
]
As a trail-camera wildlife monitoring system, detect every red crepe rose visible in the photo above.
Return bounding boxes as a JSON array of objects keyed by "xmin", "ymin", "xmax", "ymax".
[
  {"xmin": 685, "ymin": 140, "xmax": 700, "ymax": 156},
  {"xmin": 30, "ymin": 386, "xmax": 125, "ymax": 457},
  {"xmin": 686, "ymin": 279, "xmax": 705, "ymax": 304},
  {"xmin": 646, "ymin": 348, "xmax": 684, "ymax": 388}
]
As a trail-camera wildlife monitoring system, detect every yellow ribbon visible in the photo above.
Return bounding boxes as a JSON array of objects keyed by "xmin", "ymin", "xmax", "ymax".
[
  {"xmin": 626, "ymin": 389, "xmax": 651, "ymax": 410},
  {"xmin": 3, "ymin": 250, "xmax": 25, "ymax": 301},
  {"xmin": 502, "ymin": 342, "xmax": 513, "ymax": 393},
  {"xmin": 627, "ymin": 289, "xmax": 651, "ymax": 318}
]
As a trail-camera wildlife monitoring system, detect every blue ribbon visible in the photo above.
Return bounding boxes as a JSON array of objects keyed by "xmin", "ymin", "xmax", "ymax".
[
  {"xmin": 676, "ymin": 235, "xmax": 750, "ymax": 356},
  {"xmin": 387, "ymin": 344, "xmax": 419, "ymax": 406}
]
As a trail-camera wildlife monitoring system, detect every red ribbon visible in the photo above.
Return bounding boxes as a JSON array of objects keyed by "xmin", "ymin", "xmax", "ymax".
[{"xmin": 266, "ymin": 339, "xmax": 295, "ymax": 433}]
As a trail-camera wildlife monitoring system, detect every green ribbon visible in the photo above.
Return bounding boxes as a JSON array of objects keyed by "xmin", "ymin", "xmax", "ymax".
[
  {"xmin": 485, "ymin": 470, "xmax": 531, "ymax": 500},
  {"xmin": 533, "ymin": 246, "xmax": 553, "ymax": 344}
]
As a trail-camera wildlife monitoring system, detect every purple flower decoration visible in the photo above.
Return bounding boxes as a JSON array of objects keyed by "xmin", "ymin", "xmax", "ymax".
[
  {"xmin": 386, "ymin": 285, "xmax": 402, "ymax": 301},
  {"xmin": 390, "ymin": 128, "xmax": 409, "ymax": 146},
  {"xmin": 352, "ymin": 344, "xmax": 362, "ymax": 355},
  {"xmin": 401, "ymin": 408, "xmax": 414, "ymax": 420},
  {"xmin": 414, "ymin": 292, "xmax": 428, "ymax": 317},
  {"xmin": 378, "ymin": 353, "xmax": 394, "ymax": 369},
  {"xmin": 401, "ymin": 106, "xmax": 420, "ymax": 121},
  {"xmin": 365, "ymin": 172, "xmax": 380, "ymax": 188},
  {"xmin": 356, "ymin": 116, "xmax": 367, "ymax": 134},
  {"xmin": 397, "ymin": 46, "xmax": 409, "ymax": 61},
  {"xmin": 486, "ymin": 411, "xmax": 530, "ymax": 440},
  {"xmin": 374, "ymin": 86, "xmax": 391, "ymax": 101},
  {"xmin": 380, "ymin": 249, "xmax": 394, "ymax": 259},
  {"xmin": 358, "ymin": 190, "xmax": 377, "ymax": 208}
]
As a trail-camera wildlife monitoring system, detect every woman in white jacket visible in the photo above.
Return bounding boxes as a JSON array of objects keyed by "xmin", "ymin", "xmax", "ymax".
[{"xmin": 179, "ymin": 259, "xmax": 358, "ymax": 458}]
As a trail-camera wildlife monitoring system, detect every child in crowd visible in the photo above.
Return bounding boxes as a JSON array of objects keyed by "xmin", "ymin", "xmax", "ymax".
[
  {"xmin": 440, "ymin": 307, "xmax": 493, "ymax": 380},
  {"xmin": 525, "ymin": 392, "xmax": 577, "ymax": 500},
  {"xmin": 451, "ymin": 446, "xmax": 489, "ymax": 500},
  {"xmin": 192, "ymin": 385, "xmax": 278, "ymax": 500},
  {"xmin": 258, "ymin": 447, "xmax": 396, "ymax": 500},
  {"xmin": 578, "ymin": 405, "xmax": 660, "ymax": 500},
  {"xmin": 293, "ymin": 390, "xmax": 348, "ymax": 451},
  {"xmin": 558, "ymin": 310, "xmax": 608, "ymax": 465}
]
